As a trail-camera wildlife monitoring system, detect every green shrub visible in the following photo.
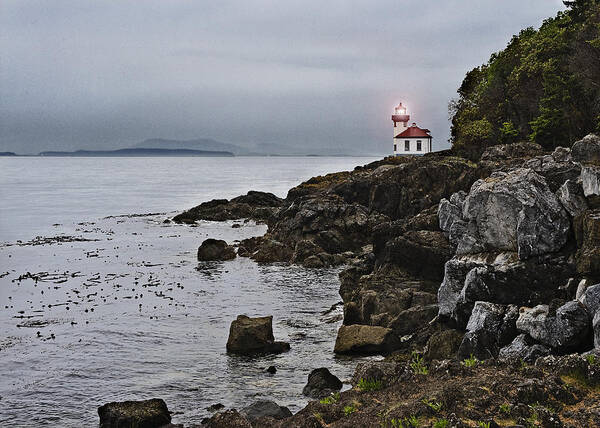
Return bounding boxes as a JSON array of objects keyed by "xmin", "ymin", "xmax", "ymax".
[
  {"xmin": 343, "ymin": 405, "xmax": 357, "ymax": 416},
  {"xmin": 422, "ymin": 398, "xmax": 442, "ymax": 412},
  {"xmin": 410, "ymin": 352, "xmax": 429, "ymax": 375},
  {"xmin": 357, "ymin": 378, "xmax": 383, "ymax": 392},
  {"xmin": 462, "ymin": 354, "xmax": 479, "ymax": 368},
  {"xmin": 433, "ymin": 419, "xmax": 449, "ymax": 428},
  {"xmin": 319, "ymin": 392, "xmax": 340, "ymax": 405}
]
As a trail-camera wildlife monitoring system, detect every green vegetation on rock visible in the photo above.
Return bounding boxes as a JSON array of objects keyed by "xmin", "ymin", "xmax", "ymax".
[{"xmin": 450, "ymin": 0, "xmax": 600, "ymax": 159}]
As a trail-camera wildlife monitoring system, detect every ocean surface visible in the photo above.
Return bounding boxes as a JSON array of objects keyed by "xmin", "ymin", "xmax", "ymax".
[{"xmin": 0, "ymin": 156, "xmax": 380, "ymax": 427}]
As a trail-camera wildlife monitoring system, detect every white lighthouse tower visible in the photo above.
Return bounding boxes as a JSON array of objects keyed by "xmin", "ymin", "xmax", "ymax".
[{"xmin": 391, "ymin": 102, "xmax": 432, "ymax": 155}]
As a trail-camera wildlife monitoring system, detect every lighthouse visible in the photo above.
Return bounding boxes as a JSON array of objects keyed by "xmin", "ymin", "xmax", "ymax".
[{"xmin": 391, "ymin": 103, "xmax": 432, "ymax": 155}]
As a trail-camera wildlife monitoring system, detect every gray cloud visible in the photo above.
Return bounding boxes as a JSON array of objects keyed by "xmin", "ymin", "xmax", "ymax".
[{"xmin": 0, "ymin": 0, "xmax": 565, "ymax": 154}]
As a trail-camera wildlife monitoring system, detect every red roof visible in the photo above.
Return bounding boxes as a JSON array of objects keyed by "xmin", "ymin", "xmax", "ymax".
[{"xmin": 394, "ymin": 124, "xmax": 431, "ymax": 138}]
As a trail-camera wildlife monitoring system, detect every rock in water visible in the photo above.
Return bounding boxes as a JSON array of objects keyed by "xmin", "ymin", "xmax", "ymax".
[
  {"xmin": 443, "ymin": 168, "xmax": 570, "ymax": 260},
  {"xmin": 302, "ymin": 368, "xmax": 343, "ymax": 398},
  {"xmin": 98, "ymin": 398, "xmax": 171, "ymax": 428},
  {"xmin": 572, "ymin": 133, "xmax": 600, "ymax": 164},
  {"xmin": 334, "ymin": 324, "xmax": 398, "ymax": 355},
  {"xmin": 226, "ymin": 315, "xmax": 290, "ymax": 355},
  {"xmin": 240, "ymin": 400, "xmax": 292, "ymax": 420},
  {"xmin": 197, "ymin": 239, "xmax": 236, "ymax": 261},
  {"xmin": 516, "ymin": 302, "xmax": 591, "ymax": 350}
]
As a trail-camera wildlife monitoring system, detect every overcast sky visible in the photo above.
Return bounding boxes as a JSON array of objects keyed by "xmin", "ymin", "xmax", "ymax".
[{"xmin": 1, "ymin": 0, "xmax": 566, "ymax": 155}]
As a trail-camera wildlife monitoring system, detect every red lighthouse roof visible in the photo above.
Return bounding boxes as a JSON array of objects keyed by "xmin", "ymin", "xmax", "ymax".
[{"xmin": 394, "ymin": 123, "xmax": 431, "ymax": 138}]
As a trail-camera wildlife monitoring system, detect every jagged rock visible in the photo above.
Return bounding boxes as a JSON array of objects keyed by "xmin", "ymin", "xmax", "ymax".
[
  {"xmin": 173, "ymin": 191, "xmax": 282, "ymax": 223},
  {"xmin": 453, "ymin": 169, "xmax": 570, "ymax": 259},
  {"xmin": 379, "ymin": 230, "xmax": 453, "ymax": 281},
  {"xmin": 574, "ymin": 209, "xmax": 600, "ymax": 278},
  {"xmin": 579, "ymin": 284, "xmax": 600, "ymax": 318},
  {"xmin": 516, "ymin": 302, "xmax": 591, "ymax": 350},
  {"xmin": 388, "ymin": 304, "xmax": 438, "ymax": 336},
  {"xmin": 240, "ymin": 400, "xmax": 292, "ymax": 421},
  {"xmin": 557, "ymin": 179, "xmax": 588, "ymax": 217},
  {"xmin": 594, "ymin": 312, "xmax": 600, "ymax": 348},
  {"xmin": 226, "ymin": 315, "xmax": 290, "ymax": 355},
  {"xmin": 523, "ymin": 148, "xmax": 581, "ymax": 192},
  {"xmin": 424, "ymin": 329, "xmax": 464, "ymax": 361},
  {"xmin": 245, "ymin": 238, "xmax": 292, "ymax": 263},
  {"xmin": 438, "ymin": 252, "xmax": 575, "ymax": 327},
  {"xmin": 480, "ymin": 142, "xmax": 544, "ymax": 162},
  {"xmin": 498, "ymin": 334, "xmax": 551, "ymax": 363},
  {"xmin": 334, "ymin": 324, "xmax": 398, "ymax": 355},
  {"xmin": 438, "ymin": 191, "xmax": 467, "ymax": 237},
  {"xmin": 291, "ymin": 240, "xmax": 324, "ymax": 264},
  {"xmin": 458, "ymin": 302, "xmax": 518, "ymax": 360},
  {"xmin": 197, "ymin": 239, "xmax": 236, "ymax": 261},
  {"xmin": 203, "ymin": 410, "xmax": 252, "ymax": 428},
  {"xmin": 302, "ymin": 368, "xmax": 343, "ymax": 398},
  {"xmin": 98, "ymin": 398, "xmax": 171, "ymax": 428},
  {"xmin": 581, "ymin": 166, "xmax": 600, "ymax": 197},
  {"xmin": 572, "ymin": 134, "xmax": 600, "ymax": 165}
]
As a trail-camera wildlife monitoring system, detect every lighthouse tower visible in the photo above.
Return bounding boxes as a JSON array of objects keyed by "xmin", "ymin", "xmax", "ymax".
[
  {"xmin": 391, "ymin": 102, "xmax": 432, "ymax": 155},
  {"xmin": 392, "ymin": 102, "xmax": 410, "ymax": 137}
]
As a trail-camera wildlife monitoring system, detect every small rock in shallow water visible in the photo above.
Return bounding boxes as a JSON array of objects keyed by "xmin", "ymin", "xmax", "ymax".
[
  {"xmin": 302, "ymin": 367, "xmax": 343, "ymax": 398},
  {"xmin": 240, "ymin": 400, "xmax": 292, "ymax": 421},
  {"xmin": 265, "ymin": 365, "xmax": 277, "ymax": 374},
  {"xmin": 98, "ymin": 398, "xmax": 171, "ymax": 428},
  {"xmin": 197, "ymin": 239, "xmax": 236, "ymax": 261},
  {"xmin": 206, "ymin": 403, "xmax": 225, "ymax": 412},
  {"xmin": 226, "ymin": 315, "xmax": 290, "ymax": 355}
]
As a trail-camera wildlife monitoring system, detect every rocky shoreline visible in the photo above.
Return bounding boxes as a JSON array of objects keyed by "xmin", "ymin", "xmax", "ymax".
[{"xmin": 101, "ymin": 134, "xmax": 600, "ymax": 427}]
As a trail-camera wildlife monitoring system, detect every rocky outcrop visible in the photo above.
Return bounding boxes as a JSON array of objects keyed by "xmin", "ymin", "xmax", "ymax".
[
  {"xmin": 98, "ymin": 399, "xmax": 171, "ymax": 428},
  {"xmin": 226, "ymin": 315, "xmax": 290, "ymax": 355},
  {"xmin": 516, "ymin": 301, "xmax": 591, "ymax": 350},
  {"xmin": 197, "ymin": 239, "xmax": 236, "ymax": 261},
  {"xmin": 334, "ymin": 324, "xmax": 398, "ymax": 355},
  {"xmin": 498, "ymin": 334, "xmax": 551, "ymax": 363},
  {"xmin": 438, "ymin": 252, "xmax": 574, "ymax": 327},
  {"xmin": 302, "ymin": 368, "xmax": 343, "ymax": 398},
  {"xmin": 557, "ymin": 179, "xmax": 588, "ymax": 217},
  {"xmin": 574, "ymin": 209, "xmax": 600, "ymax": 279},
  {"xmin": 173, "ymin": 191, "xmax": 283, "ymax": 223},
  {"xmin": 440, "ymin": 168, "xmax": 570, "ymax": 260},
  {"xmin": 581, "ymin": 166, "xmax": 600, "ymax": 197},
  {"xmin": 458, "ymin": 302, "xmax": 518, "ymax": 359}
]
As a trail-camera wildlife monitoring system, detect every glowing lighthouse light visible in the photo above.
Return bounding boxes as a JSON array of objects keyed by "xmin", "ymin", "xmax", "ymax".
[{"xmin": 391, "ymin": 101, "xmax": 433, "ymax": 156}]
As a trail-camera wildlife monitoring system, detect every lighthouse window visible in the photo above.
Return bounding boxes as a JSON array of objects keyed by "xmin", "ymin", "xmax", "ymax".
[
  {"xmin": 405, "ymin": 140, "xmax": 410, "ymax": 151},
  {"xmin": 394, "ymin": 144, "xmax": 397, "ymax": 152},
  {"xmin": 417, "ymin": 141, "xmax": 422, "ymax": 151}
]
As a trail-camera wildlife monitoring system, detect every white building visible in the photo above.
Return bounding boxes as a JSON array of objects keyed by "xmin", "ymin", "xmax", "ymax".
[{"xmin": 391, "ymin": 103, "xmax": 432, "ymax": 155}]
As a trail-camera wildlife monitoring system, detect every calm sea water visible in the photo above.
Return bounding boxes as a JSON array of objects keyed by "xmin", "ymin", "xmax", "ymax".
[{"xmin": 0, "ymin": 156, "xmax": 379, "ymax": 427}]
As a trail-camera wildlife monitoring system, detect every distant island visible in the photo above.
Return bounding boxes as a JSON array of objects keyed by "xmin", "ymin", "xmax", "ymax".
[
  {"xmin": 38, "ymin": 148, "xmax": 234, "ymax": 157},
  {"xmin": 0, "ymin": 152, "xmax": 17, "ymax": 156}
]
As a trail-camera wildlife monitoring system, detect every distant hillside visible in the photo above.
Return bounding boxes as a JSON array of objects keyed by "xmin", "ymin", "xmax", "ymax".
[
  {"xmin": 39, "ymin": 148, "xmax": 234, "ymax": 157},
  {"xmin": 0, "ymin": 152, "xmax": 17, "ymax": 156},
  {"xmin": 450, "ymin": 0, "xmax": 600, "ymax": 159},
  {"xmin": 132, "ymin": 138, "xmax": 251, "ymax": 155}
]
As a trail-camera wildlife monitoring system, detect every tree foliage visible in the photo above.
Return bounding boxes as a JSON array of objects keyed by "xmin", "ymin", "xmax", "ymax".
[{"xmin": 450, "ymin": 1, "xmax": 600, "ymax": 159}]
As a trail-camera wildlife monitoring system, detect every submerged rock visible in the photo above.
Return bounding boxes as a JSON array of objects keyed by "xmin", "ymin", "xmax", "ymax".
[
  {"xmin": 197, "ymin": 239, "xmax": 236, "ymax": 261},
  {"xmin": 98, "ymin": 398, "xmax": 171, "ymax": 428},
  {"xmin": 226, "ymin": 315, "xmax": 290, "ymax": 355},
  {"xmin": 334, "ymin": 324, "xmax": 398, "ymax": 355},
  {"xmin": 240, "ymin": 400, "xmax": 292, "ymax": 421},
  {"xmin": 302, "ymin": 368, "xmax": 343, "ymax": 398}
]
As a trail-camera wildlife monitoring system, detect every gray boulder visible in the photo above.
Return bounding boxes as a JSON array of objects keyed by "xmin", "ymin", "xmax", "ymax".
[
  {"xmin": 458, "ymin": 302, "xmax": 518, "ymax": 360},
  {"xmin": 572, "ymin": 134, "xmax": 600, "ymax": 165},
  {"xmin": 557, "ymin": 179, "xmax": 588, "ymax": 217},
  {"xmin": 98, "ymin": 398, "xmax": 171, "ymax": 428},
  {"xmin": 438, "ymin": 252, "xmax": 575, "ymax": 327},
  {"xmin": 523, "ymin": 148, "xmax": 581, "ymax": 192},
  {"xmin": 197, "ymin": 239, "xmax": 236, "ymax": 261},
  {"xmin": 453, "ymin": 169, "xmax": 570, "ymax": 260},
  {"xmin": 302, "ymin": 368, "xmax": 343, "ymax": 398},
  {"xmin": 334, "ymin": 324, "xmax": 398, "ymax": 355},
  {"xmin": 516, "ymin": 301, "xmax": 591, "ymax": 350},
  {"xmin": 438, "ymin": 191, "xmax": 467, "ymax": 244},
  {"xmin": 582, "ymin": 166, "xmax": 600, "ymax": 197},
  {"xmin": 498, "ymin": 334, "xmax": 551, "ymax": 363},
  {"xmin": 594, "ymin": 312, "xmax": 600, "ymax": 349},
  {"xmin": 580, "ymin": 284, "xmax": 600, "ymax": 319},
  {"xmin": 226, "ymin": 315, "xmax": 290, "ymax": 355},
  {"xmin": 240, "ymin": 400, "xmax": 292, "ymax": 421}
]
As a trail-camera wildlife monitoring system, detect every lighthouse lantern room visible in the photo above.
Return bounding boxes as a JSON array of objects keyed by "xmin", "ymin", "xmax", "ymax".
[{"xmin": 391, "ymin": 103, "xmax": 432, "ymax": 155}]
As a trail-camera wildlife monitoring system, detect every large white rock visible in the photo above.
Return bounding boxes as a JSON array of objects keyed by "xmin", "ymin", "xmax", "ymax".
[
  {"xmin": 456, "ymin": 168, "xmax": 570, "ymax": 260},
  {"xmin": 581, "ymin": 166, "xmax": 600, "ymax": 197}
]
